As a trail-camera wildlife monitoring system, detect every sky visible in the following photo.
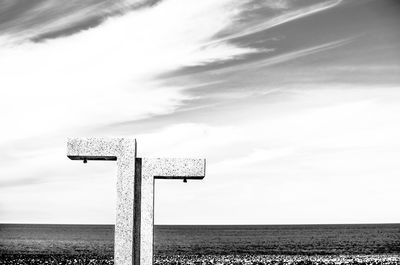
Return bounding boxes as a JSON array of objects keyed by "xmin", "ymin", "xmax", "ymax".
[{"xmin": 0, "ymin": 0, "xmax": 400, "ymax": 225}]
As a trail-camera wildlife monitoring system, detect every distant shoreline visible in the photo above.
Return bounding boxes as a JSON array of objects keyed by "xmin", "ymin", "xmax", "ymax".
[{"xmin": 2, "ymin": 223, "xmax": 400, "ymax": 226}]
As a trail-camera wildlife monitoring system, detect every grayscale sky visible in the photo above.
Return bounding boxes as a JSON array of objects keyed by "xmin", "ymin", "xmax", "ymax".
[{"xmin": 0, "ymin": 0, "xmax": 400, "ymax": 224}]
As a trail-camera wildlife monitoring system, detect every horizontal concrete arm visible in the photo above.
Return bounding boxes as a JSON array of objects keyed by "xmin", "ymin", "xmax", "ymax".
[
  {"xmin": 142, "ymin": 158, "xmax": 206, "ymax": 179},
  {"xmin": 67, "ymin": 137, "xmax": 136, "ymax": 161}
]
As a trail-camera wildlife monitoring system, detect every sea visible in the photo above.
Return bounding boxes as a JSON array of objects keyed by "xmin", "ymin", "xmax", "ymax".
[{"xmin": 1, "ymin": 224, "xmax": 400, "ymax": 257}]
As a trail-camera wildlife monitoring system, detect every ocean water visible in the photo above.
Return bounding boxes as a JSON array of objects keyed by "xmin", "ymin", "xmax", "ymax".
[{"xmin": 1, "ymin": 224, "xmax": 400, "ymax": 256}]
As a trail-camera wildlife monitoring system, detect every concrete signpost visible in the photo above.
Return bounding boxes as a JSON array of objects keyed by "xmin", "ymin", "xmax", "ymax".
[{"xmin": 67, "ymin": 138, "xmax": 206, "ymax": 265}]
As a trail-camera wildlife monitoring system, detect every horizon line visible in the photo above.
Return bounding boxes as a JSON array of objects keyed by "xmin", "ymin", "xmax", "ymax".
[{"xmin": 1, "ymin": 222, "xmax": 399, "ymax": 226}]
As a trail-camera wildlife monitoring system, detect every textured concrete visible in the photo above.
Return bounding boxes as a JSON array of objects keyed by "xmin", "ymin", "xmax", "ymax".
[
  {"xmin": 67, "ymin": 138, "xmax": 137, "ymax": 265},
  {"xmin": 67, "ymin": 138, "xmax": 206, "ymax": 265},
  {"xmin": 139, "ymin": 158, "xmax": 206, "ymax": 265},
  {"xmin": 145, "ymin": 158, "xmax": 206, "ymax": 179}
]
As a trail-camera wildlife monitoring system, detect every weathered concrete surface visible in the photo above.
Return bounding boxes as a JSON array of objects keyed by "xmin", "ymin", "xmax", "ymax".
[
  {"xmin": 67, "ymin": 138, "xmax": 137, "ymax": 265},
  {"xmin": 67, "ymin": 138, "xmax": 206, "ymax": 265},
  {"xmin": 145, "ymin": 158, "xmax": 206, "ymax": 179},
  {"xmin": 139, "ymin": 158, "xmax": 206, "ymax": 265}
]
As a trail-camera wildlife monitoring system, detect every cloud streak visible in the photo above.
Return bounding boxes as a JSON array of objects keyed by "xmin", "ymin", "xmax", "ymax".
[
  {"xmin": 212, "ymin": 38, "xmax": 354, "ymax": 75},
  {"xmin": 213, "ymin": 0, "xmax": 342, "ymax": 43},
  {"xmin": 0, "ymin": 0, "xmax": 159, "ymax": 44}
]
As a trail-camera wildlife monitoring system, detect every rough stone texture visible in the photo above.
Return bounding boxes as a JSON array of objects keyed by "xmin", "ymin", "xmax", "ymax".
[
  {"xmin": 67, "ymin": 137, "xmax": 128, "ymax": 160},
  {"xmin": 67, "ymin": 138, "xmax": 206, "ymax": 265},
  {"xmin": 140, "ymin": 158, "xmax": 206, "ymax": 265},
  {"xmin": 139, "ymin": 158, "xmax": 154, "ymax": 265},
  {"xmin": 145, "ymin": 158, "xmax": 206, "ymax": 179},
  {"xmin": 115, "ymin": 139, "xmax": 136, "ymax": 265},
  {"xmin": 67, "ymin": 138, "xmax": 137, "ymax": 265}
]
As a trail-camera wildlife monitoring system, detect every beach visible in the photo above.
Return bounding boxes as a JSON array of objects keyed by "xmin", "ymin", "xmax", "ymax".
[
  {"xmin": 1, "ymin": 224, "xmax": 400, "ymax": 264},
  {"xmin": 1, "ymin": 254, "xmax": 400, "ymax": 265}
]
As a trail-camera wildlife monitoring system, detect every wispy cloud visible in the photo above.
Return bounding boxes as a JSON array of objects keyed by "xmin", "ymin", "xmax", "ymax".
[
  {"xmin": 213, "ymin": 38, "xmax": 354, "ymax": 75},
  {"xmin": 213, "ymin": 0, "xmax": 342, "ymax": 43},
  {"xmin": 0, "ymin": 0, "xmax": 158, "ymax": 44}
]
